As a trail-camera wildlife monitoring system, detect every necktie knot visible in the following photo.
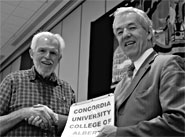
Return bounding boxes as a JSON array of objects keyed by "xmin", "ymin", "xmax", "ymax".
[{"xmin": 127, "ymin": 63, "xmax": 135, "ymax": 77}]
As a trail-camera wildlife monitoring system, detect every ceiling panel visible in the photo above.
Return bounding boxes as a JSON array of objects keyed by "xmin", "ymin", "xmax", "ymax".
[
  {"xmin": 1, "ymin": 24, "xmax": 19, "ymax": 33},
  {"xmin": 6, "ymin": 15, "xmax": 27, "ymax": 26},
  {"xmin": 13, "ymin": 6, "xmax": 35, "ymax": 19},
  {"xmin": 1, "ymin": 33, "xmax": 12, "ymax": 47},
  {"xmin": 1, "ymin": 12, "xmax": 9, "ymax": 23},
  {"xmin": 1, "ymin": 0, "xmax": 21, "ymax": 6},
  {"xmin": 0, "ymin": 0, "xmax": 48, "ymax": 49},
  {"xmin": 1, "ymin": 2, "xmax": 16, "ymax": 14},
  {"xmin": 19, "ymin": 0, "xmax": 46, "ymax": 11}
]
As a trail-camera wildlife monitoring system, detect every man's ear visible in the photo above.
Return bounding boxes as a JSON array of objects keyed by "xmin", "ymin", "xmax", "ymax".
[{"xmin": 29, "ymin": 49, "xmax": 34, "ymax": 59}]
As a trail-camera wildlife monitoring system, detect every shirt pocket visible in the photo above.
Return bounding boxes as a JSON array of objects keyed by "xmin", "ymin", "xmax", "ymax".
[{"xmin": 55, "ymin": 96, "xmax": 70, "ymax": 115}]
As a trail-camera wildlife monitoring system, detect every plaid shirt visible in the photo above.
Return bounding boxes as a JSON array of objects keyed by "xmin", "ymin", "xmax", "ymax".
[{"xmin": 0, "ymin": 66, "xmax": 75, "ymax": 137}]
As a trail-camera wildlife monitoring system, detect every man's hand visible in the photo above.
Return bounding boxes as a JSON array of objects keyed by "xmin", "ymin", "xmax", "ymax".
[
  {"xmin": 96, "ymin": 125, "xmax": 117, "ymax": 137},
  {"xmin": 24, "ymin": 104, "xmax": 58, "ymax": 130},
  {"xmin": 33, "ymin": 104, "xmax": 58, "ymax": 124},
  {"xmin": 27, "ymin": 115, "xmax": 46, "ymax": 130}
]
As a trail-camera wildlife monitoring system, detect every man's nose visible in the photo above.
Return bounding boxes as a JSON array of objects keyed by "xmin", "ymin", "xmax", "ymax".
[
  {"xmin": 122, "ymin": 28, "xmax": 131, "ymax": 38},
  {"xmin": 44, "ymin": 51, "xmax": 50, "ymax": 58}
]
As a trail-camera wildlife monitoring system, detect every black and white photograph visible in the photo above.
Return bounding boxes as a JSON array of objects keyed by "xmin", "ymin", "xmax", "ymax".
[{"xmin": 0, "ymin": 0, "xmax": 185, "ymax": 136}]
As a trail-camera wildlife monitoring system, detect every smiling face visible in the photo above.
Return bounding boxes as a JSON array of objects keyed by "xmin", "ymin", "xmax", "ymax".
[
  {"xmin": 29, "ymin": 35, "xmax": 61, "ymax": 77},
  {"xmin": 113, "ymin": 12, "xmax": 152, "ymax": 62}
]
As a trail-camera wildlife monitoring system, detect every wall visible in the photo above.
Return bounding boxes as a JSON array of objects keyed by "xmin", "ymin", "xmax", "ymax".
[
  {"xmin": 0, "ymin": 56, "xmax": 21, "ymax": 82},
  {"xmin": 59, "ymin": 0, "xmax": 122, "ymax": 101}
]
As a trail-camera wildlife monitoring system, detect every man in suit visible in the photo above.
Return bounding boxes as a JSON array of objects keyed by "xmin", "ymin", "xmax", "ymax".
[{"xmin": 97, "ymin": 7, "xmax": 185, "ymax": 137}]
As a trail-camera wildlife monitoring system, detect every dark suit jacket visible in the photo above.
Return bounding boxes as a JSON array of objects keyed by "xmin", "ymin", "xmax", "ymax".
[{"xmin": 114, "ymin": 51, "xmax": 185, "ymax": 136}]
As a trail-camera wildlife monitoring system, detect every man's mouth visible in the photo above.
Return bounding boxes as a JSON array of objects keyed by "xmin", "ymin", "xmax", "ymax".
[
  {"xmin": 125, "ymin": 41, "xmax": 136, "ymax": 47},
  {"xmin": 41, "ymin": 61, "xmax": 53, "ymax": 65}
]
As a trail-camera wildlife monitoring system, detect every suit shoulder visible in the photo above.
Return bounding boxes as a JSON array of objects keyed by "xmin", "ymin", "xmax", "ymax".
[
  {"xmin": 155, "ymin": 54, "xmax": 184, "ymax": 64},
  {"xmin": 155, "ymin": 54, "xmax": 185, "ymax": 71}
]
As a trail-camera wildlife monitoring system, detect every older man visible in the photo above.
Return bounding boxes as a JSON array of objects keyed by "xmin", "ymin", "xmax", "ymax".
[
  {"xmin": 97, "ymin": 7, "xmax": 185, "ymax": 137},
  {"xmin": 0, "ymin": 31, "xmax": 75, "ymax": 136}
]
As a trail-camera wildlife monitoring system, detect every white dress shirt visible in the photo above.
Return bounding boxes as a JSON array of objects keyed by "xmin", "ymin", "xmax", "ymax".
[{"xmin": 133, "ymin": 48, "xmax": 154, "ymax": 77}]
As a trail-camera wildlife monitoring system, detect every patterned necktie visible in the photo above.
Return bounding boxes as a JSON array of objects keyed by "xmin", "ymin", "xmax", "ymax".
[
  {"xmin": 127, "ymin": 63, "xmax": 135, "ymax": 78},
  {"xmin": 115, "ymin": 63, "xmax": 135, "ymax": 110}
]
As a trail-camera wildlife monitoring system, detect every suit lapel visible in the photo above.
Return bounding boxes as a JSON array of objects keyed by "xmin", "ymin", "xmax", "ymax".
[{"xmin": 118, "ymin": 51, "xmax": 158, "ymax": 110}]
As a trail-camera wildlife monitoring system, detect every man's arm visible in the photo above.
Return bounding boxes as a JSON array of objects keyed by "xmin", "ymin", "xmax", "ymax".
[
  {"xmin": 0, "ymin": 109, "xmax": 25, "ymax": 136},
  {"xmin": 56, "ymin": 114, "xmax": 68, "ymax": 135},
  {"xmin": 27, "ymin": 104, "xmax": 68, "ymax": 134},
  {"xmin": 0, "ymin": 75, "xmax": 24, "ymax": 136},
  {"xmin": 0, "ymin": 106, "xmax": 55, "ymax": 136}
]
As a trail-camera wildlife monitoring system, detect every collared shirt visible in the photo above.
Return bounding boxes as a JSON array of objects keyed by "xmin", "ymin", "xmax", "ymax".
[
  {"xmin": 133, "ymin": 48, "xmax": 154, "ymax": 77},
  {"xmin": 0, "ymin": 66, "xmax": 75, "ymax": 137}
]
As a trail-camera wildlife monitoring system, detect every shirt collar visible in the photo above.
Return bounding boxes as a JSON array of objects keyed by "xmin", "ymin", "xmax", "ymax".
[
  {"xmin": 134, "ymin": 48, "xmax": 154, "ymax": 72},
  {"xmin": 29, "ymin": 66, "xmax": 61, "ymax": 85}
]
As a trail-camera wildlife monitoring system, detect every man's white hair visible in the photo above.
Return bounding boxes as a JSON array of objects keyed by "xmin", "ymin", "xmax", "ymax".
[
  {"xmin": 113, "ymin": 7, "xmax": 153, "ymax": 33},
  {"xmin": 30, "ymin": 31, "xmax": 65, "ymax": 55}
]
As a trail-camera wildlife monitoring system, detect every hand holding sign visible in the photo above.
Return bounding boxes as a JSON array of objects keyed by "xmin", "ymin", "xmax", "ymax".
[
  {"xmin": 61, "ymin": 94, "xmax": 115, "ymax": 137},
  {"xmin": 96, "ymin": 125, "xmax": 117, "ymax": 137}
]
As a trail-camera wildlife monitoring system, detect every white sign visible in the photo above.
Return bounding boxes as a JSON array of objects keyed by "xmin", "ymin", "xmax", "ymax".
[{"xmin": 61, "ymin": 93, "xmax": 115, "ymax": 137}]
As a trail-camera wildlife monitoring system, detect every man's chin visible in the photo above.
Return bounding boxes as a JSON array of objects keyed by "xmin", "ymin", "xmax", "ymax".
[
  {"xmin": 35, "ymin": 66, "xmax": 54, "ymax": 76},
  {"xmin": 38, "ymin": 70, "xmax": 53, "ymax": 78},
  {"xmin": 42, "ymin": 71, "xmax": 53, "ymax": 77}
]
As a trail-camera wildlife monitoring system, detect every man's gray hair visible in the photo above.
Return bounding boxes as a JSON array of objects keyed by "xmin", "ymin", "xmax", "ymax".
[
  {"xmin": 113, "ymin": 7, "xmax": 153, "ymax": 33},
  {"xmin": 30, "ymin": 31, "xmax": 65, "ymax": 55}
]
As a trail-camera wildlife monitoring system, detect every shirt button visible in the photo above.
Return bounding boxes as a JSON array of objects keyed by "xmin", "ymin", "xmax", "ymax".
[{"xmin": 63, "ymin": 96, "xmax": 66, "ymax": 101}]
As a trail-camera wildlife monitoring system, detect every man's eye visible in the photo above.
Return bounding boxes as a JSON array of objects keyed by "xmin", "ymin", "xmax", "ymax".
[
  {"xmin": 50, "ymin": 51, "xmax": 57, "ymax": 55},
  {"xmin": 128, "ymin": 26, "xmax": 136, "ymax": 30},
  {"xmin": 117, "ymin": 30, "xmax": 123, "ymax": 36},
  {"xmin": 39, "ymin": 49, "xmax": 45, "ymax": 53}
]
